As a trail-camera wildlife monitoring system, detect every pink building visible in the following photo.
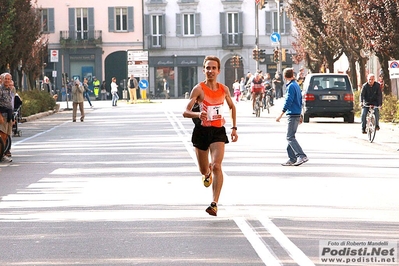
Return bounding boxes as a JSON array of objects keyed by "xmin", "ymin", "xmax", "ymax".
[{"xmin": 35, "ymin": 0, "xmax": 143, "ymax": 97}]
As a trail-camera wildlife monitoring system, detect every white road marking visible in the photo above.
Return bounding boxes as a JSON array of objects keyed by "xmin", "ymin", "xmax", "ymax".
[
  {"xmin": 259, "ymin": 217, "xmax": 316, "ymax": 266},
  {"xmin": 234, "ymin": 217, "xmax": 283, "ymax": 266}
]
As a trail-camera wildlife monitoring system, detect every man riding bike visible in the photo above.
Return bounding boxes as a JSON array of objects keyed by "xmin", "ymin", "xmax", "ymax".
[
  {"xmin": 251, "ymin": 72, "xmax": 264, "ymax": 114},
  {"xmin": 361, "ymin": 73, "xmax": 382, "ymax": 134}
]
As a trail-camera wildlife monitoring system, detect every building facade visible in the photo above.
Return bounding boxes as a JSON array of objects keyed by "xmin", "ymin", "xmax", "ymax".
[
  {"xmin": 36, "ymin": 0, "xmax": 143, "ymax": 97},
  {"xmin": 36, "ymin": 0, "xmax": 297, "ymax": 98},
  {"xmin": 144, "ymin": 0, "xmax": 297, "ymax": 97}
]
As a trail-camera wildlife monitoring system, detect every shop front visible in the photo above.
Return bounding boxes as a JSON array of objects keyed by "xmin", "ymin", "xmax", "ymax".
[{"xmin": 149, "ymin": 56, "xmax": 205, "ymax": 98}]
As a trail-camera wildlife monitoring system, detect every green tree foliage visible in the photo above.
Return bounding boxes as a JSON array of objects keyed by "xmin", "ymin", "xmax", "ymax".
[
  {"xmin": 0, "ymin": 0, "xmax": 16, "ymax": 68},
  {"xmin": 0, "ymin": 0, "xmax": 46, "ymax": 89},
  {"xmin": 18, "ymin": 89, "xmax": 56, "ymax": 117}
]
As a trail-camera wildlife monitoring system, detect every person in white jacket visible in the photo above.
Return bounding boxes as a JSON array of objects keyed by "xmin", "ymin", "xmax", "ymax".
[{"xmin": 111, "ymin": 77, "xmax": 119, "ymax": 106}]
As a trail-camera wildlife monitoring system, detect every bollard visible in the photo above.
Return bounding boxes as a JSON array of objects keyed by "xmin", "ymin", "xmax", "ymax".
[{"xmin": 185, "ymin": 92, "xmax": 189, "ymax": 99}]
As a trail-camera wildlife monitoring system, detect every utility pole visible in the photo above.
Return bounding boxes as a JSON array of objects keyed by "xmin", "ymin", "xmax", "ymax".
[
  {"xmin": 275, "ymin": 0, "xmax": 282, "ymax": 74},
  {"xmin": 255, "ymin": 1, "xmax": 260, "ymax": 71}
]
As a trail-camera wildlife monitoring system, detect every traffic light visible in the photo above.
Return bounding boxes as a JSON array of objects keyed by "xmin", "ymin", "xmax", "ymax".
[
  {"xmin": 230, "ymin": 55, "xmax": 241, "ymax": 68},
  {"xmin": 258, "ymin": 0, "xmax": 266, "ymax": 9},
  {"xmin": 281, "ymin": 48, "xmax": 286, "ymax": 62},
  {"xmin": 252, "ymin": 49, "xmax": 259, "ymax": 60},
  {"xmin": 235, "ymin": 56, "xmax": 241, "ymax": 68},
  {"xmin": 259, "ymin": 49, "xmax": 266, "ymax": 60},
  {"xmin": 230, "ymin": 56, "xmax": 236, "ymax": 67},
  {"xmin": 273, "ymin": 48, "xmax": 279, "ymax": 63}
]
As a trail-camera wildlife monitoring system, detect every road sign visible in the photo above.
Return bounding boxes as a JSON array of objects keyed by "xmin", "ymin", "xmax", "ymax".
[
  {"xmin": 388, "ymin": 60, "xmax": 399, "ymax": 79},
  {"xmin": 50, "ymin": 50, "xmax": 59, "ymax": 62},
  {"xmin": 128, "ymin": 50, "xmax": 149, "ymax": 78},
  {"xmin": 389, "ymin": 61, "xmax": 399, "ymax": 68},
  {"xmin": 270, "ymin": 32, "xmax": 281, "ymax": 43},
  {"xmin": 139, "ymin": 79, "xmax": 149, "ymax": 90}
]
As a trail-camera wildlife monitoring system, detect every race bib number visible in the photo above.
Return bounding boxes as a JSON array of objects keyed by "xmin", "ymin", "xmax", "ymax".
[{"xmin": 206, "ymin": 104, "xmax": 224, "ymax": 121}]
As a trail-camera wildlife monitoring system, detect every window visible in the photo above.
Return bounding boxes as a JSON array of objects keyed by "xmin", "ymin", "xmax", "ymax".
[
  {"xmin": 227, "ymin": 12, "xmax": 239, "ymax": 45},
  {"xmin": 115, "ymin": 7, "xmax": 127, "ymax": 31},
  {"xmin": 41, "ymin": 9, "xmax": 48, "ymax": 32},
  {"xmin": 265, "ymin": 11, "xmax": 291, "ymax": 35},
  {"xmin": 219, "ymin": 12, "xmax": 243, "ymax": 48},
  {"xmin": 40, "ymin": 8, "xmax": 54, "ymax": 33},
  {"xmin": 183, "ymin": 14, "xmax": 195, "ymax": 36},
  {"xmin": 176, "ymin": 13, "xmax": 201, "ymax": 37},
  {"xmin": 76, "ymin": 8, "xmax": 88, "ymax": 39},
  {"xmin": 108, "ymin": 7, "xmax": 134, "ymax": 32},
  {"xmin": 152, "ymin": 15, "xmax": 163, "ymax": 47}
]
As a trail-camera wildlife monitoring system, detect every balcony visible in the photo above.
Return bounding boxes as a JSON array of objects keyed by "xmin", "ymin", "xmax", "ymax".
[
  {"xmin": 60, "ymin": 30, "xmax": 102, "ymax": 48},
  {"xmin": 147, "ymin": 34, "xmax": 166, "ymax": 50},
  {"xmin": 222, "ymin": 33, "xmax": 243, "ymax": 50}
]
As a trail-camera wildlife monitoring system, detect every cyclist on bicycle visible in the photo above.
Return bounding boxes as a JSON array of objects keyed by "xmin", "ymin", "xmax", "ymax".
[
  {"xmin": 361, "ymin": 73, "xmax": 383, "ymax": 134},
  {"xmin": 264, "ymin": 81, "xmax": 274, "ymax": 106},
  {"xmin": 251, "ymin": 72, "xmax": 264, "ymax": 114}
]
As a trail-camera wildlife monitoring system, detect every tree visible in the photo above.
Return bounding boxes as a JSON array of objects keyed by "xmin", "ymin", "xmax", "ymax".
[
  {"xmin": 0, "ymin": 0, "xmax": 16, "ymax": 72},
  {"xmin": 326, "ymin": 0, "xmax": 368, "ymax": 90},
  {"xmin": 343, "ymin": 0, "xmax": 399, "ymax": 94},
  {"xmin": 0, "ymin": 0, "xmax": 45, "ymax": 90},
  {"xmin": 288, "ymin": 0, "xmax": 343, "ymax": 73}
]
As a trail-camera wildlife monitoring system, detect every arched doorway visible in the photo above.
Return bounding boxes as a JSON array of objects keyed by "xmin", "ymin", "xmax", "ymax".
[
  {"xmin": 224, "ymin": 57, "xmax": 244, "ymax": 96},
  {"xmin": 105, "ymin": 51, "xmax": 127, "ymax": 98}
]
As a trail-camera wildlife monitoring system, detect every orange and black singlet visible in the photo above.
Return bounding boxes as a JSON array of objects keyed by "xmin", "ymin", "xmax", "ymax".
[{"xmin": 199, "ymin": 82, "xmax": 226, "ymax": 128}]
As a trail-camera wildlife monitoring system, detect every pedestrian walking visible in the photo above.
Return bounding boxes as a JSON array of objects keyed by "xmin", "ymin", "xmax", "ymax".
[
  {"xmin": 183, "ymin": 55, "xmax": 238, "ymax": 216},
  {"xmin": 100, "ymin": 81, "xmax": 107, "ymax": 100},
  {"xmin": 72, "ymin": 79, "xmax": 85, "ymax": 122},
  {"xmin": 233, "ymin": 79, "xmax": 241, "ymax": 103},
  {"xmin": 83, "ymin": 78, "xmax": 93, "ymax": 108},
  {"xmin": 111, "ymin": 77, "xmax": 119, "ymax": 106},
  {"xmin": 128, "ymin": 74, "xmax": 138, "ymax": 104},
  {"xmin": 163, "ymin": 78, "xmax": 170, "ymax": 99},
  {"xmin": 276, "ymin": 68, "xmax": 308, "ymax": 166},
  {"xmin": 0, "ymin": 73, "xmax": 15, "ymax": 162},
  {"xmin": 273, "ymin": 73, "xmax": 283, "ymax": 99},
  {"xmin": 92, "ymin": 76, "xmax": 100, "ymax": 100}
]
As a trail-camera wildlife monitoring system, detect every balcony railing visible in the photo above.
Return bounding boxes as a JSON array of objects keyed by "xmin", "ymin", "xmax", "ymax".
[
  {"xmin": 221, "ymin": 33, "xmax": 243, "ymax": 49},
  {"xmin": 60, "ymin": 30, "xmax": 102, "ymax": 47},
  {"xmin": 147, "ymin": 34, "xmax": 166, "ymax": 50}
]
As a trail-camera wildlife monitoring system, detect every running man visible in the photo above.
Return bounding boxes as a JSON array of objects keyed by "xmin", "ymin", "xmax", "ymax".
[{"xmin": 183, "ymin": 55, "xmax": 238, "ymax": 216}]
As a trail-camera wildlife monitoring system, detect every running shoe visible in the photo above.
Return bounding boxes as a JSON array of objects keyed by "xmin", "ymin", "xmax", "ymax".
[
  {"xmin": 293, "ymin": 157, "xmax": 309, "ymax": 166},
  {"xmin": 2, "ymin": 155, "xmax": 12, "ymax": 163},
  {"xmin": 206, "ymin": 202, "xmax": 217, "ymax": 216},
  {"xmin": 281, "ymin": 160, "xmax": 295, "ymax": 166},
  {"xmin": 202, "ymin": 164, "xmax": 212, "ymax": 187}
]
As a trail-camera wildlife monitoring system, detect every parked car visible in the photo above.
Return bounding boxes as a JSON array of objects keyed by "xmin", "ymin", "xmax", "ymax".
[{"xmin": 302, "ymin": 73, "xmax": 355, "ymax": 123}]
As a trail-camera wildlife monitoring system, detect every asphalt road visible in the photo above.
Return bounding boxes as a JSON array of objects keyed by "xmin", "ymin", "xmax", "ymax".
[{"xmin": 0, "ymin": 98, "xmax": 398, "ymax": 266}]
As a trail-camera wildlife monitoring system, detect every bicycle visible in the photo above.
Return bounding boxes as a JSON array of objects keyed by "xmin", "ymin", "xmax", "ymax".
[
  {"xmin": 254, "ymin": 93, "xmax": 262, "ymax": 117},
  {"xmin": 364, "ymin": 105, "xmax": 378, "ymax": 143},
  {"xmin": 264, "ymin": 89, "xmax": 273, "ymax": 114}
]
